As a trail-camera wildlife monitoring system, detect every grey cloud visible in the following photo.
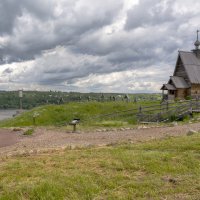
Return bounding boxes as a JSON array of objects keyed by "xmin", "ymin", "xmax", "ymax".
[
  {"xmin": 22, "ymin": 0, "xmax": 56, "ymax": 20},
  {"xmin": 2, "ymin": 68, "xmax": 13, "ymax": 74},
  {"xmin": 125, "ymin": 0, "xmax": 175, "ymax": 30},
  {"xmin": 73, "ymin": 27, "xmax": 179, "ymax": 70},
  {"xmin": 0, "ymin": 0, "xmax": 56, "ymax": 36},
  {"xmin": 0, "ymin": 0, "xmax": 123, "ymax": 63},
  {"xmin": 0, "ymin": 1, "xmax": 22, "ymax": 35}
]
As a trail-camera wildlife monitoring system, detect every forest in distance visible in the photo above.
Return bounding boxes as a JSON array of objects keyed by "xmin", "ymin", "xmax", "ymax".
[{"xmin": 0, "ymin": 90, "xmax": 161, "ymax": 109}]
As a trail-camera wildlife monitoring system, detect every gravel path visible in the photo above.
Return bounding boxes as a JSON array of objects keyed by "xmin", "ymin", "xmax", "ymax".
[{"xmin": 0, "ymin": 122, "xmax": 200, "ymax": 156}]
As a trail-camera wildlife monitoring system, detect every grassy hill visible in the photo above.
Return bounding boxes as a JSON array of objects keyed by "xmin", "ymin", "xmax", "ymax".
[
  {"xmin": 1, "ymin": 134, "xmax": 200, "ymax": 199},
  {"xmin": 0, "ymin": 101, "xmax": 159, "ymax": 128}
]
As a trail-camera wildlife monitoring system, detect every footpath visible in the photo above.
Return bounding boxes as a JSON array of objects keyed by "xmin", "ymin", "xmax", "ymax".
[{"xmin": 0, "ymin": 122, "xmax": 199, "ymax": 157}]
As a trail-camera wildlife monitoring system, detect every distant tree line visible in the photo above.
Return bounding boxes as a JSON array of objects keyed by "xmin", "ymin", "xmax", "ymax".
[{"xmin": 0, "ymin": 91, "xmax": 161, "ymax": 109}]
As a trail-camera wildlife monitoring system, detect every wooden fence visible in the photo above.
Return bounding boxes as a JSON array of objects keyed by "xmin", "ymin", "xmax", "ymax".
[
  {"xmin": 137, "ymin": 99, "xmax": 200, "ymax": 123},
  {"xmin": 85, "ymin": 99, "xmax": 200, "ymax": 123}
]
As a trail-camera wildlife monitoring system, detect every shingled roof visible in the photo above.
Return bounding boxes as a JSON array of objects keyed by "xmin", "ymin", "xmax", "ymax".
[
  {"xmin": 161, "ymin": 84, "xmax": 176, "ymax": 90},
  {"xmin": 179, "ymin": 51, "xmax": 200, "ymax": 84},
  {"xmin": 170, "ymin": 76, "xmax": 190, "ymax": 89}
]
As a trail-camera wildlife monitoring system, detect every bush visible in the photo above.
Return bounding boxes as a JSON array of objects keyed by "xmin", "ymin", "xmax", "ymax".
[
  {"xmin": 186, "ymin": 96, "xmax": 192, "ymax": 100},
  {"xmin": 23, "ymin": 128, "xmax": 34, "ymax": 135}
]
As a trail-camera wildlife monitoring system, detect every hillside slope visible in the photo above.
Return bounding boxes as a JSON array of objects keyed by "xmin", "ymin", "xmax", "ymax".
[{"xmin": 0, "ymin": 101, "xmax": 158, "ymax": 127}]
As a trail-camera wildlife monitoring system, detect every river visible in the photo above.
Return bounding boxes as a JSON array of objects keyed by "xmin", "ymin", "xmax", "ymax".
[{"xmin": 0, "ymin": 110, "xmax": 18, "ymax": 121}]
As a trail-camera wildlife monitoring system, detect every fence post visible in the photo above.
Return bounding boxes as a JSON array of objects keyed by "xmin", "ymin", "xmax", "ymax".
[
  {"xmin": 137, "ymin": 105, "xmax": 142, "ymax": 122},
  {"xmin": 139, "ymin": 105, "xmax": 142, "ymax": 114},
  {"xmin": 198, "ymin": 98, "xmax": 200, "ymax": 110},
  {"xmin": 166, "ymin": 101, "xmax": 169, "ymax": 111},
  {"xmin": 160, "ymin": 102, "xmax": 163, "ymax": 113},
  {"xmin": 190, "ymin": 100, "xmax": 193, "ymax": 113}
]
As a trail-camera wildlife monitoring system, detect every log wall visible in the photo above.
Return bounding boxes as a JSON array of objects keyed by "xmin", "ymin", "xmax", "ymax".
[
  {"xmin": 191, "ymin": 84, "xmax": 200, "ymax": 97},
  {"xmin": 175, "ymin": 89, "xmax": 190, "ymax": 99}
]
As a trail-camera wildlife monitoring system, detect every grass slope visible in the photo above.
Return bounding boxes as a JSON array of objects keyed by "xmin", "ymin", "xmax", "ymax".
[
  {"xmin": 1, "ymin": 134, "xmax": 200, "ymax": 199},
  {"xmin": 0, "ymin": 101, "xmax": 158, "ymax": 128}
]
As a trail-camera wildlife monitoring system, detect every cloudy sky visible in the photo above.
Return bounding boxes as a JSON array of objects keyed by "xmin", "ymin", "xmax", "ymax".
[{"xmin": 0, "ymin": 0, "xmax": 200, "ymax": 93}]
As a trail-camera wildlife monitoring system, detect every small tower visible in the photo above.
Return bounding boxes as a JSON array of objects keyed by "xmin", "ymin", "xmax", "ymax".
[
  {"xmin": 194, "ymin": 30, "xmax": 200, "ymax": 49},
  {"xmin": 193, "ymin": 30, "xmax": 200, "ymax": 57}
]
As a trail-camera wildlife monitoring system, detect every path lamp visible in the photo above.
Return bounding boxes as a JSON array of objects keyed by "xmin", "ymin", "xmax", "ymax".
[{"xmin": 19, "ymin": 90, "xmax": 23, "ymax": 110}]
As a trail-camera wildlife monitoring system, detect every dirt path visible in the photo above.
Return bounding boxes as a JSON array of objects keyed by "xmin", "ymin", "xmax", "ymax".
[
  {"xmin": 0, "ymin": 130, "xmax": 19, "ymax": 148},
  {"xmin": 0, "ymin": 122, "xmax": 200, "ymax": 156}
]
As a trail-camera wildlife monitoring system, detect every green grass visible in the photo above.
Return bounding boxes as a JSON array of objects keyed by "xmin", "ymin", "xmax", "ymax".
[
  {"xmin": 23, "ymin": 128, "xmax": 34, "ymax": 136},
  {"xmin": 1, "ymin": 134, "xmax": 200, "ymax": 199},
  {"xmin": 0, "ymin": 101, "xmax": 159, "ymax": 128}
]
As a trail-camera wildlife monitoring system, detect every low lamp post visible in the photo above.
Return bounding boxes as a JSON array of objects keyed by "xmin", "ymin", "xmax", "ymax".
[{"xmin": 19, "ymin": 90, "xmax": 23, "ymax": 110}]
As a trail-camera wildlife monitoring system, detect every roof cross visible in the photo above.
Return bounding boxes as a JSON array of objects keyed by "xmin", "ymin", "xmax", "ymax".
[{"xmin": 197, "ymin": 30, "xmax": 199, "ymax": 41}]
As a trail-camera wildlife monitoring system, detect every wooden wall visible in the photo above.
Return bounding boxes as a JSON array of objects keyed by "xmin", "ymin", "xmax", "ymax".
[
  {"xmin": 175, "ymin": 89, "xmax": 189, "ymax": 99},
  {"xmin": 191, "ymin": 84, "xmax": 200, "ymax": 97}
]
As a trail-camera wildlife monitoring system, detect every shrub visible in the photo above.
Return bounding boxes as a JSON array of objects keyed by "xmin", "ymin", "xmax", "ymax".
[
  {"xmin": 186, "ymin": 96, "xmax": 192, "ymax": 100},
  {"xmin": 23, "ymin": 128, "xmax": 34, "ymax": 136}
]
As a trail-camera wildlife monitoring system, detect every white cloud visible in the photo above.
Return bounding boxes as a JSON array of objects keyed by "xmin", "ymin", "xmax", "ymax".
[{"xmin": 70, "ymin": 64, "xmax": 172, "ymax": 93}]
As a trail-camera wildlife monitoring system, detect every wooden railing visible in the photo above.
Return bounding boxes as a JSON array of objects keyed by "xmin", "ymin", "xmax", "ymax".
[
  {"xmin": 83, "ymin": 99, "xmax": 200, "ymax": 124},
  {"xmin": 137, "ymin": 100, "xmax": 200, "ymax": 123}
]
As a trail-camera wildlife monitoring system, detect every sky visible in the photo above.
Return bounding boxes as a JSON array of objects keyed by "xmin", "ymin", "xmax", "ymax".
[{"xmin": 0, "ymin": 0, "xmax": 200, "ymax": 93}]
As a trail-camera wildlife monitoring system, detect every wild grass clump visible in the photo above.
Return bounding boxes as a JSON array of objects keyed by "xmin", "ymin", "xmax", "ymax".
[{"xmin": 23, "ymin": 128, "xmax": 34, "ymax": 136}]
